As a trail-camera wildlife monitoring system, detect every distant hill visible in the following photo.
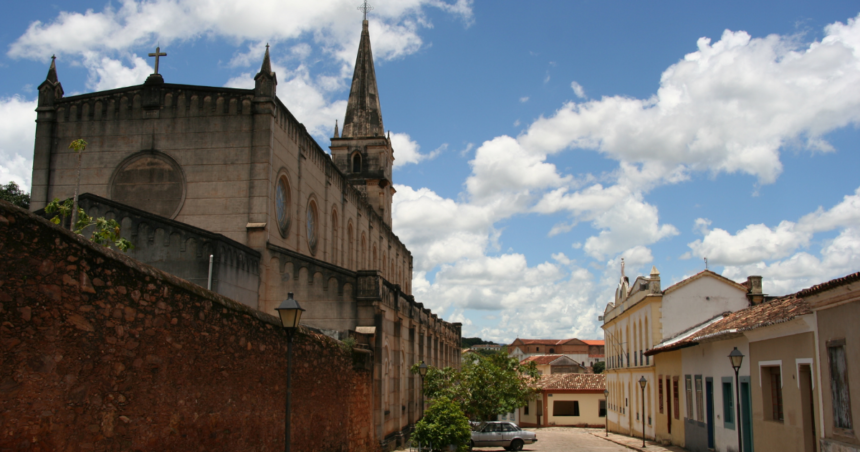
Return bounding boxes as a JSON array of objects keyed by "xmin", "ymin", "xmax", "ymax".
[{"xmin": 461, "ymin": 337, "xmax": 498, "ymax": 348}]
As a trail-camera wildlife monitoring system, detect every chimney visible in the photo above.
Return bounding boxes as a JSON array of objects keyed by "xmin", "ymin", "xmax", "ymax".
[
  {"xmin": 746, "ymin": 275, "xmax": 764, "ymax": 305},
  {"xmin": 650, "ymin": 265, "xmax": 661, "ymax": 294}
]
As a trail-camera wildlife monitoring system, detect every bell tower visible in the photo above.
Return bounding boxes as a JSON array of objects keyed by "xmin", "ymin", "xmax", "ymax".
[{"xmin": 330, "ymin": 18, "xmax": 395, "ymax": 227}]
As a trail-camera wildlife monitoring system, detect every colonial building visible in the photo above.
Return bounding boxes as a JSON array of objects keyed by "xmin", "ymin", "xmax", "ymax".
[
  {"xmin": 518, "ymin": 374, "xmax": 607, "ymax": 428},
  {"xmin": 508, "ymin": 338, "xmax": 604, "ymax": 368},
  {"xmin": 28, "ymin": 17, "xmax": 460, "ymax": 450},
  {"xmin": 801, "ymin": 272, "xmax": 860, "ymax": 452},
  {"xmin": 602, "ymin": 262, "xmax": 764, "ymax": 447}
]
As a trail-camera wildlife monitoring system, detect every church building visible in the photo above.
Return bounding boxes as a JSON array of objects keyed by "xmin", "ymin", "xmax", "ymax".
[{"xmin": 29, "ymin": 17, "xmax": 460, "ymax": 449}]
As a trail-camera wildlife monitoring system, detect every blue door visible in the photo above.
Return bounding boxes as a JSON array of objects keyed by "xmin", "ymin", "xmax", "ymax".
[{"xmin": 706, "ymin": 379, "xmax": 715, "ymax": 449}]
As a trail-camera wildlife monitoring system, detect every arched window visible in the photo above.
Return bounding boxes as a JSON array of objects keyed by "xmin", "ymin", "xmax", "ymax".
[
  {"xmin": 306, "ymin": 199, "xmax": 318, "ymax": 254},
  {"xmin": 330, "ymin": 209, "xmax": 338, "ymax": 265},
  {"xmin": 549, "ymin": 348, "xmax": 555, "ymax": 353},
  {"xmin": 352, "ymin": 153, "xmax": 362, "ymax": 173},
  {"xmin": 382, "ymin": 251, "xmax": 387, "ymax": 277},
  {"xmin": 347, "ymin": 222, "xmax": 354, "ymax": 270},
  {"xmin": 361, "ymin": 233, "xmax": 367, "ymax": 269},
  {"xmin": 275, "ymin": 175, "xmax": 291, "ymax": 238},
  {"xmin": 372, "ymin": 244, "xmax": 378, "ymax": 270}
]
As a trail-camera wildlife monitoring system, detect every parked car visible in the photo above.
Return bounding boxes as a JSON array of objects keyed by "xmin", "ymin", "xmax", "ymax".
[{"xmin": 470, "ymin": 421, "xmax": 537, "ymax": 451}]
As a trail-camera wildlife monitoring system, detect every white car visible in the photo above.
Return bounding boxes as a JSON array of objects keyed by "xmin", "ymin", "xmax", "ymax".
[{"xmin": 470, "ymin": 421, "xmax": 537, "ymax": 451}]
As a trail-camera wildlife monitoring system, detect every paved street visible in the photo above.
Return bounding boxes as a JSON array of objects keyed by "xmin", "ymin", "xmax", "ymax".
[{"xmin": 470, "ymin": 427, "xmax": 630, "ymax": 452}]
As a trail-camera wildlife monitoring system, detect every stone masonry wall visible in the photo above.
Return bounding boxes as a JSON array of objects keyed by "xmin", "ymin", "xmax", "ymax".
[{"xmin": 0, "ymin": 200, "xmax": 377, "ymax": 452}]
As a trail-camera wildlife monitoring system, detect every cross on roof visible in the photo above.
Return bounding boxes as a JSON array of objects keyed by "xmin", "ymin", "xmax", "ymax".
[
  {"xmin": 357, "ymin": 0, "xmax": 373, "ymax": 20},
  {"xmin": 148, "ymin": 46, "xmax": 167, "ymax": 75}
]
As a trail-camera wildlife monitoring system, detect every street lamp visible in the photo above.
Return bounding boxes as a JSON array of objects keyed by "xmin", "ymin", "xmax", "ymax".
[
  {"xmin": 729, "ymin": 347, "xmax": 745, "ymax": 452},
  {"xmin": 418, "ymin": 361, "xmax": 429, "ymax": 417},
  {"xmin": 604, "ymin": 389, "xmax": 610, "ymax": 437},
  {"xmin": 638, "ymin": 376, "xmax": 647, "ymax": 448},
  {"xmin": 276, "ymin": 292, "xmax": 305, "ymax": 452}
]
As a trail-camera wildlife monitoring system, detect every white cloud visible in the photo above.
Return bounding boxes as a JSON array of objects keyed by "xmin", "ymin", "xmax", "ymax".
[
  {"xmin": 520, "ymin": 96, "xmax": 529, "ymax": 103},
  {"xmin": 466, "ymin": 135, "xmax": 570, "ymax": 204},
  {"xmin": 391, "ymin": 133, "xmax": 442, "ymax": 168},
  {"xmin": 83, "ymin": 52, "xmax": 153, "ymax": 91},
  {"xmin": 9, "ymin": 1, "xmax": 472, "ymax": 64},
  {"xmin": 570, "ymin": 81, "xmax": 585, "ymax": 99},
  {"xmin": 0, "ymin": 97, "xmax": 37, "ymax": 189},
  {"xmin": 518, "ymin": 17, "xmax": 860, "ymax": 185},
  {"xmin": 722, "ymin": 226, "xmax": 860, "ymax": 296},
  {"xmin": 688, "ymin": 187, "xmax": 860, "ymax": 266}
]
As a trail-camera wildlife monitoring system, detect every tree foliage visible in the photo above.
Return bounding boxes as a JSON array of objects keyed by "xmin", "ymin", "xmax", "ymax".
[
  {"xmin": 412, "ymin": 353, "xmax": 540, "ymax": 421},
  {"xmin": 0, "ymin": 181, "xmax": 30, "ymax": 209},
  {"xmin": 593, "ymin": 361, "xmax": 605, "ymax": 374},
  {"xmin": 45, "ymin": 198, "xmax": 134, "ymax": 252},
  {"xmin": 412, "ymin": 397, "xmax": 472, "ymax": 452}
]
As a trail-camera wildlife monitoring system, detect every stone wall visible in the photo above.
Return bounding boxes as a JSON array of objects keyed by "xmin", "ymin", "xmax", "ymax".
[{"xmin": 0, "ymin": 200, "xmax": 376, "ymax": 452}]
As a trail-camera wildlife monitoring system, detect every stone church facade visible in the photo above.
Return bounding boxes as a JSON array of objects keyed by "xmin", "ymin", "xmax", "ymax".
[{"xmin": 29, "ymin": 19, "xmax": 460, "ymax": 449}]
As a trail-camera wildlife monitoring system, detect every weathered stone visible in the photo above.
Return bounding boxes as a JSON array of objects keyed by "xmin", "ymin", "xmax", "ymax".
[
  {"xmin": 17, "ymin": 307, "xmax": 31, "ymax": 322},
  {"xmin": 80, "ymin": 273, "xmax": 96, "ymax": 294},
  {"xmin": 40, "ymin": 284, "xmax": 62, "ymax": 302},
  {"xmin": 62, "ymin": 274, "xmax": 78, "ymax": 288},
  {"xmin": 92, "ymin": 278, "xmax": 104, "ymax": 287},
  {"xmin": 66, "ymin": 314, "xmax": 95, "ymax": 332},
  {"xmin": 38, "ymin": 260, "xmax": 54, "ymax": 276}
]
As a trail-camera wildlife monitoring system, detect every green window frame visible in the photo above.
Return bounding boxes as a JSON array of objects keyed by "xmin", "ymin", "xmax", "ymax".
[{"xmin": 722, "ymin": 377, "xmax": 735, "ymax": 430}]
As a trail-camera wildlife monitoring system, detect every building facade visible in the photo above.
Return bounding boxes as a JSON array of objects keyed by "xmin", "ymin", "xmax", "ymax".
[
  {"xmin": 29, "ymin": 18, "xmax": 460, "ymax": 450},
  {"xmin": 603, "ymin": 263, "xmax": 764, "ymax": 448}
]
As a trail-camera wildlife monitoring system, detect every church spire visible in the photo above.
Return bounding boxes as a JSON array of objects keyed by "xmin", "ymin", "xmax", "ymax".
[
  {"xmin": 254, "ymin": 44, "xmax": 277, "ymax": 98},
  {"xmin": 333, "ymin": 120, "xmax": 340, "ymax": 138},
  {"xmin": 46, "ymin": 55, "xmax": 58, "ymax": 84},
  {"xmin": 341, "ymin": 19, "xmax": 384, "ymax": 138},
  {"xmin": 38, "ymin": 55, "xmax": 63, "ymax": 107}
]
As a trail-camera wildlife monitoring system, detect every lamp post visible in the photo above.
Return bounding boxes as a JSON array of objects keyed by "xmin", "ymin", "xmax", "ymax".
[
  {"xmin": 276, "ymin": 292, "xmax": 305, "ymax": 452},
  {"xmin": 604, "ymin": 389, "xmax": 610, "ymax": 437},
  {"xmin": 638, "ymin": 376, "xmax": 647, "ymax": 448},
  {"xmin": 729, "ymin": 347, "xmax": 745, "ymax": 452},
  {"xmin": 418, "ymin": 361, "xmax": 428, "ymax": 418}
]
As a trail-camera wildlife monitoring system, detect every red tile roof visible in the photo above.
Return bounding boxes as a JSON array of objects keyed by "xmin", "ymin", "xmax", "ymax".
[
  {"xmin": 646, "ymin": 294, "xmax": 811, "ymax": 356},
  {"xmin": 582, "ymin": 340, "xmax": 604, "ymax": 346},
  {"xmin": 521, "ymin": 354, "xmax": 566, "ymax": 365},
  {"xmin": 797, "ymin": 271, "xmax": 860, "ymax": 297},
  {"xmin": 538, "ymin": 373, "xmax": 606, "ymax": 391},
  {"xmin": 516, "ymin": 339, "xmax": 570, "ymax": 345}
]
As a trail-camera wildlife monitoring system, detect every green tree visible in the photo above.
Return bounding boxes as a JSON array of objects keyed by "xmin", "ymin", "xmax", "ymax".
[
  {"xmin": 0, "ymin": 181, "xmax": 30, "ymax": 209},
  {"xmin": 45, "ymin": 198, "xmax": 133, "ymax": 252},
  {"xmin": 412, "ymin": 353, "xmax": 540, "ymax": 421},
  {"xmin": 593, "ymin": 361, "xmax": 605, "ymax": 374},
  {"xmin": 412, "ymin": 397, "xmax": 472, "ymax": 452}
]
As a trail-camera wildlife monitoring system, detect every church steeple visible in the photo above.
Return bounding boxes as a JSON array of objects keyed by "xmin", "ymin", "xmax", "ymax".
[
  {"xmin": 341, "ymin": 20, "xmax": 384, "ymax": 138},
  {"xmin": 254, "ymin": 44, "xmax": 277, "ymax": 98},
  {"xmin": 38, "ymin": 55, "xmax": 63, "ymax": 107},
  {"xmin": 330, "ymin": 17, "xmax": 396, "ymax": 228}
]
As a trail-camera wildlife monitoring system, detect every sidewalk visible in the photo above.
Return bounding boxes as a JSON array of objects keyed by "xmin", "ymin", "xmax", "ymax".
[{"xmin": 583, "ymin": 429, "xmax": 689, "ymax": 452}]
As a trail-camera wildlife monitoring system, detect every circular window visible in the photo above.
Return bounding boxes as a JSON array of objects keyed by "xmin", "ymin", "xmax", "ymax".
[
  {"xmin": 109, "ymin": 151, "xmax": 186, "ymax": 219},
  {"xmin": 306, "ymin": 200, "xmax": 318, "ymax": 253},
  {"xmin": 275, "ymin": 176, "xmax": 291, "ymax": 237}
]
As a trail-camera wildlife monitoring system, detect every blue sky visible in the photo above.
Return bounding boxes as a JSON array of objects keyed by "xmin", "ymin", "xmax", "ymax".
[{"xmin": 3, "ymin": 0, "xmax": 860, "ymax": 343}]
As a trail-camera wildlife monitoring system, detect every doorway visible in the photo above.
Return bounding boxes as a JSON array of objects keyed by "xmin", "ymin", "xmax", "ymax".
[
  {"xmin": 706, "ymin": 379, "xmax": 715, "ymax": 449},
  {"xmin": 741, "ymin": 378, "xmax": 753, "ymax": 452},
  {"xmin": 799, "ymin": 365, "xmax": 816, "ymax": 452}
]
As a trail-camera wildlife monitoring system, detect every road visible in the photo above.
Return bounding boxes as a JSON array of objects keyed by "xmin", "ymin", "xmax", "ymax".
[{"xmin": 472, "ymin": 427, "xmax": 631, "ymax": 452}]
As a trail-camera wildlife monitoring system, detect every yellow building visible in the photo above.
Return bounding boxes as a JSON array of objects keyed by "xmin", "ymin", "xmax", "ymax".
[
  {"xmin": 602, "ymin": 265, "xmax": 663, "ymax": 440},
  {"xmin": 519, "ymin": 374, "xmax": 606, "ymax": 428}
]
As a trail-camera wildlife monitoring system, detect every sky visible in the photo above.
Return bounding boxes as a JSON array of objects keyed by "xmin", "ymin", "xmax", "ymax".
[{"xmin": 3, "ymin": 1, "xmax": 860, "ymax": 343}]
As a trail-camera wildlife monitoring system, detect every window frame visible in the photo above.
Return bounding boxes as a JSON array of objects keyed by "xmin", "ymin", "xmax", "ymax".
[
  {"xmin": 827, "ymin": 340, "xmax": 853, "ymax": 431},
  {"xmin": 722, "ymin": 377, "xmax": 735, "ymax": 430}
]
